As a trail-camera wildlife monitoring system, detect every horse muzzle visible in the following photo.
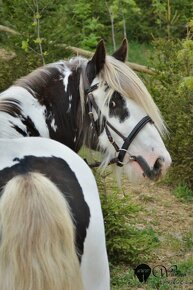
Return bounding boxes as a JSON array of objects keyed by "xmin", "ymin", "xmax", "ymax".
[{"xmin": 132, "ymin": 155, "xmax": 171, "ymax": 181}]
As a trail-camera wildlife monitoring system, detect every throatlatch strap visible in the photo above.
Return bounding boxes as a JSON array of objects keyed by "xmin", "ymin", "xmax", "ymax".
[{"xmin": 117, "ymin": 116, "xmax": 153, "ymax": 166}]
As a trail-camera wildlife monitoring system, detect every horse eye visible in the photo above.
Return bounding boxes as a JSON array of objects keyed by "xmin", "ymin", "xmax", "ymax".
[{"xmin": 111, "ymin": 101, "xmax": 116, "ymax": 108}]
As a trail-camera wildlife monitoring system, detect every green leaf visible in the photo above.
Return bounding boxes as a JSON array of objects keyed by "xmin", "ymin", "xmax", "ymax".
[
  {"xmin": 34, "ymin": 37, "xmax": 42, "ymax": 44},
  {"xmin": 21, "ymin": 40, "xmax": 29, "ymax": 52},
  {"xmin": 34, "ymin": 12, "xmax": 41, "ymax": 19}
]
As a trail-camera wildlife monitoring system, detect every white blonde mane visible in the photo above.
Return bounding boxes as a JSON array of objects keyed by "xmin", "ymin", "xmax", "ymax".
[{"xmin": 100, "ymin": 56, "xmax": 167, "ymax": 136}]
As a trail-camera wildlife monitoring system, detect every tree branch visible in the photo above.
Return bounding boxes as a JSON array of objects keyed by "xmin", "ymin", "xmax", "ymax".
[
  {"xmin": 0, "ymin": 25, "xmax": 20, "ymax": 35},
  {"xmin": 34, "ymin": 0, "xmax": 45, "ymax": 65},
  {"xmin": 105, "ymin": 1, "xmax": 116, "ymax": 50},
  {"xmin": 58, "ymin": 44, "xmax": 157, "ymax": 75}
]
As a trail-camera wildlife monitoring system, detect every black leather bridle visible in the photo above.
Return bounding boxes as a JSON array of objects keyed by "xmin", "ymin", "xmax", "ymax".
[{"xmin": 86, "ymin": 83, "xmax": 154, "ymax": 168}]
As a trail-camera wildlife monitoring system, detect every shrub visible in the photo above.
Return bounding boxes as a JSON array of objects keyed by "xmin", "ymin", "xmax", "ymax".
[
  {"xmin": 146, "ymin": 37, "xmax": 193, "ymax": 189},
  {"xmin": 100, "ymin": 189, "xmax": 159, "ymax": 265},
  {"xmin": 0, "ymin": 52, "xmax": 41, "ymax": 91}
]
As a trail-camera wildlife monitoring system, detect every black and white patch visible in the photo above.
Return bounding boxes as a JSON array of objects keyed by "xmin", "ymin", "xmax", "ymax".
[
  {"xmin": 40, "ymin": 67, "xmax": 83, "ymax": 152},
  {"xmin": 109, "ymin": 91, "xmax": 129, "ymax": 122},
  {"xmin": 9, "ymin": 116, "xmax": 40, "ymax": 137}
]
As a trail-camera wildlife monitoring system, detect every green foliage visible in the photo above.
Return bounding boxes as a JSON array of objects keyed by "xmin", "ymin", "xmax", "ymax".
[
  {"xmin": 132, "ymin": 0, "xmax": 193, "ymax": 41},
  {"xmin": 100, "ymin": 191, "xmax": 159, "ymax": 265},
  {"xmin": 126, "ymin": 41, "xmax": 153, "ymax": 65},
  {"xmin": 0, "ymin": 0, "xmax": 56, "ymax": 64},
  {"xmin": 1, "ymin": 0, "xmax": 192, "ymax": 56},
  {"xmin": 152, "ymin": 0, "xmax": 180, "ymax": 38},
  {"xmin": 146, "ymin": 37, "xmax": 193, "ymax": 189},
  {"xmin": 70, "ymin": 1, "xmax": 105, "ymax": 49},
  {"xmin": 172, "ymin": 184, "xmax": 193, "ymax": 202},
  {"xmin": 0, "ymin": 53, "xmax": 41, "ymax": 91}
]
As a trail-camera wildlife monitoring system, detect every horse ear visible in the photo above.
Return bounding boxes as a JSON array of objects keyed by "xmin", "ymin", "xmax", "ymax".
[
  {"xmin": 112, "ymin": 38, "xmax": 128, "ymax": 62},
  {"xmin": 86, "ymin": 40, "xmax": 106, "ymax": 83}
]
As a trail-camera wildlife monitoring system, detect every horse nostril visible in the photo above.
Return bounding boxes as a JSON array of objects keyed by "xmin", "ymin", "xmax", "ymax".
[{"xmin": 153, "ymin": 157, "xmax": 164, "ymax": 172}]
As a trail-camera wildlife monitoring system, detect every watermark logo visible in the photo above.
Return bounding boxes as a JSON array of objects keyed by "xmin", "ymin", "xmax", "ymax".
[
  {"xmin": 134, "ymin": 264, "xmax": 151, "ymax": 282},
  {"xmin": 134, "ymin": 264, "xmax": 178, "ymax": 282}
]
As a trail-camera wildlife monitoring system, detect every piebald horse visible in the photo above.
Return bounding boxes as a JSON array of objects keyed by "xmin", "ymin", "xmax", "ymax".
[{"xmin": 0, "ymin": 40, "xmax": 171, "ymax": 289}]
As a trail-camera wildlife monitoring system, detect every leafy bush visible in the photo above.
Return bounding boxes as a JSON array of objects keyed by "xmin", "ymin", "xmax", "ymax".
[
  {"xmin": 100, "ymin": 191, "xmax": 159, "ymax": 265},
  {"xmin": 0, "ymin": 52, "xmax": 41, "ymax": 91},
  {"xmin": 1, "ymin": 0, "xmax": 192, "ymax": 54},
  {"xmin": 146, "ymin": 36, "xmax": 193, "ymax": 189}
]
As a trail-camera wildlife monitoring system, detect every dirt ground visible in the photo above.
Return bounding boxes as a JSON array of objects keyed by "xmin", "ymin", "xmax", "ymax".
[
  {"xmin": 124, "ymin": 181, "xmax": 193, "ymax": 266},
  {"xmin": 98, "ymin": 168, "xmax": 193, "ymax": 267},
  {"xmin": 107, "ymin": 177, "xmax": 193, "ymax": 289}
]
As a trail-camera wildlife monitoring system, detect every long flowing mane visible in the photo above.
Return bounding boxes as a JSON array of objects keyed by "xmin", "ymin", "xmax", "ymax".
[{"xmin": 100, "ymin": 56, "xmax": 167, "ymax": 136}]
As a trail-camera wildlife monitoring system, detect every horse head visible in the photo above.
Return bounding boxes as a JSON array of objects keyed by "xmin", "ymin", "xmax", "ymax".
[{"xmin": 84, "ymin": 39, "xmax": 171, "ymax": 182}]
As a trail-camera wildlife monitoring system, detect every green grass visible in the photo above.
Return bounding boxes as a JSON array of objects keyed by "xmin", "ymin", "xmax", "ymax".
[
  {"xmin": 111, "ymin": 258, "xmax": 193, "ymax": 290},
  {"xmin": 172, "ymin": 183, "xmax": 193, "ymax": 202},
  {"xmin": 111, "ymin": 264, "xmax": 141, "ymax": 290},
  {"xmin": 182, "ymin": 231, "xmax": 193, "ymax": 251},
  {"xmin": 111, "ymin": 264, "xmax": 173, "ymax": 290},
  {"xmin": 176, "ymin": 257, "xmax": 193, "ymax": 279}
]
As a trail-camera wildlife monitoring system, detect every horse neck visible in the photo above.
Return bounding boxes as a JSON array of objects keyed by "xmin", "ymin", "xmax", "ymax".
[
  {"xmin": 34, "ymin": 62, "xmax": 90, "ymax": 152},
  {"xmin": 4, "ymin": 61, "xmax": 92, "ymax": 152}
]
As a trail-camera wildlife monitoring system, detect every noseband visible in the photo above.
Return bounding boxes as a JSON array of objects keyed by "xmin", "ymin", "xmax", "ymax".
[{"xmin": 86, "ymin": 84, "xmax": 154, "ymax": 167}]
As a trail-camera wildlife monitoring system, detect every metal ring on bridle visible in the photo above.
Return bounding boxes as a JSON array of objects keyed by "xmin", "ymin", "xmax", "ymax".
[
  {"xmin": 116, "ymin": 149, "xmax": 135, "ymax": 165},
  {"xmin": 118, "ymin": 149, "xmax": 135, "ymax": 160}
]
